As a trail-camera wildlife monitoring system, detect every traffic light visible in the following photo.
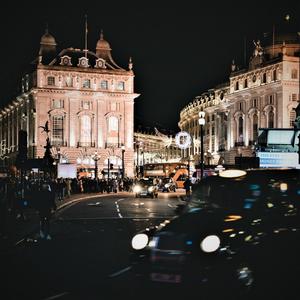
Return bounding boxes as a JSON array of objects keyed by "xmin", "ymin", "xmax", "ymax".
[{"xmin": 110, "ymin": 163, "xmax": 114, "ymax": 170}]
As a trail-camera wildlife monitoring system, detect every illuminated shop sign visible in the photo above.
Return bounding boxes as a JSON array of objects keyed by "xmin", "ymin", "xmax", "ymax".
[
  {"xmin": 175, "ymin": 131, "xmax": 192, "ymax": 149},
  {"xmin": 257, "ymin": 152, "xmax": 300, "ymax": 169}
]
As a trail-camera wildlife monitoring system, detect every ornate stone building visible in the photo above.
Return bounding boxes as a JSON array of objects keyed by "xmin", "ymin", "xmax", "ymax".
[
  {"xmin": 0, "ymin": 28, "xmax": 139, "ymax": 177},
  {"xmin": 179, "ymin": 32, "xmax": 300, "ymax": 165}
]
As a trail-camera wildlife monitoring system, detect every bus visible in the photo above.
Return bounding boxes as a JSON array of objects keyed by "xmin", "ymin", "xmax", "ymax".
[{"xmin": 143, "ymin": 162, "xmax": 188, "ymax": 188}]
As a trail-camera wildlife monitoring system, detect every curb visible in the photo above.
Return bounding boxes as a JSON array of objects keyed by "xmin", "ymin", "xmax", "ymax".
[{"xmin": 14, "ymin": 192, "xmax": 132, "ymax": 247}]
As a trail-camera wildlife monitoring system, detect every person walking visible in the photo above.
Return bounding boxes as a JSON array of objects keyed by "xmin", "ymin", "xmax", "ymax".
[
  {"xmin": 183, "ymin": 177, "xmax": 192, "ymax": 199},
  {"xmin": 35, "ymin": 183, "xmax": 57, "ymax": 240}
]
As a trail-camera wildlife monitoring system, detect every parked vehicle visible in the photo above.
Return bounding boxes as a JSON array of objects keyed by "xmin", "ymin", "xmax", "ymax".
[
  {"xmin": 130, "ymin": 168, "xmax": 300, "ymax": 298},
  {"xmin": 158, "ymin": 178, "xmax": 176, "ymax": 192}
]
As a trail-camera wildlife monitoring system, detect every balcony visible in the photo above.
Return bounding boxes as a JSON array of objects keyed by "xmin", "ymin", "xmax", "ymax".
[
  {"xmin": 105, "ymin": 142, "xmax": 120, "ymax": 148},
  {"xmin": 235, "ymin": 141, "xmax": 245, "ymax": 147},
  {"xmin": 77, "ymin": 142, "xmax": 95, "ymax": 148},
  {"xmin": 51, "ymin": 141, "xmax": 67, "ymax": 147}
]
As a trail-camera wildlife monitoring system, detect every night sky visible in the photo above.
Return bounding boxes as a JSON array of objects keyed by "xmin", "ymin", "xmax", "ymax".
[{"xmin": 0, "ymin": 1, "xmax": 299, "ymax": 132}]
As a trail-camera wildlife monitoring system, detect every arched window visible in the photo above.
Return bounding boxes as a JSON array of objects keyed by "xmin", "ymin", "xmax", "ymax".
[
  {"xmin": 268, "ymin": 110, "xmax": 274, "ymax": 128},
  {"xmin": 235, "ymin": 81, "xmax": 239, "ymax": 91},
  {"xmin": 253, "ymin": 114, "xmax": 258, "ymax": 141},
  {"xmin": 238, "ymin": 116, "xmax": 243, "ymax": 141},
  {"xmin": 80, "ymin": 115, "xmax": 91, "ymax": 146},
  {"xmin": 52, "ymin": 115, "xmax": 64, "ymax": 145},
  {"xmin": 107, "ymin": 116, "xmax": 119, "ymax": 145},
  {"xmin": 108, "ymin": 116, "xmax": 118, "ymax": 131},
  {"xmin": 291, "ymin": 69, "xmax": 298, "ymax": 79}
]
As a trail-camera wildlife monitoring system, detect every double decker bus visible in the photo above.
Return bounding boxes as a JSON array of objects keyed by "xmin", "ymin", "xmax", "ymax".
[{"xmin": 143, "ymin": 162, "xmax": 188, "ymax": 188}]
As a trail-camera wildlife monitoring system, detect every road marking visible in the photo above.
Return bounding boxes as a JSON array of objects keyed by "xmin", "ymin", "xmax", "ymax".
[
  {"xmin": 115, "ymin": 198, "xmax": 125, "ymax": 218},
  {"xmin": 87, "ymin": 201, "xmax": 101, "ymax": 206},
  {"xmin": 108, "ymin": 266, "xmax": 132, "ymax": 278},
  {"xmin": 132, "ymin": 202, "xmax": 145, "ymax": 207},
  {"xmin": 168, "ymin": 203, "xmax": 177, "ymax": 208},
  {"xmin": 42, "ymin": 292, "xmax": 69, "ymax": 300}
]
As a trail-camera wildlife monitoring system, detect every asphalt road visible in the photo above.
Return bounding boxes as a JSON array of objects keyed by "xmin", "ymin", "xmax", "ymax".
[{"xmin": 2, "ymin": 191, "xmax": 185, "ymax": 300}]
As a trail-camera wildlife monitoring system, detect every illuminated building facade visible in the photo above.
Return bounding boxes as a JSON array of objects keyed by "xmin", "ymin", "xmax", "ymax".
[
  {"xmin": 179, "ymin": 32, "xmax": 300, "ymax": 165},
  {"xmin": 0, "ymin": 28, "xmax": 139, "ymax": 177},
  {"xmin": 134, "ymin": 129, "xmax": 182, "ymax": 167}
]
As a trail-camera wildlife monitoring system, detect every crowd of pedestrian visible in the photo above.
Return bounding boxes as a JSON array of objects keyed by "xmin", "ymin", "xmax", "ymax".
[{"xmin": 0, "ymin": 175, "xmax": 136, "ymax": 240}]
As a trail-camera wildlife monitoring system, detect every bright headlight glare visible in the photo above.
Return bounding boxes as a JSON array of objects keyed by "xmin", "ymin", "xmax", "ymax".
[
  {"xmin": 148, "ymin": 236, "xmax": 159, "ymax": 248},
  {"xmin": 133, "ymin": 185, "xmax": 142, "ymax": 193},
  {"xmin": 131, "ymin": 233, "xmax": 149, "ymax": 250},
  {"xmin": 200, "ymin": 235, "xmax": 220, "ymax": 253},
  {"xmin": 148, "ymin": 186, "xmax": 154, "ymax": 192}
]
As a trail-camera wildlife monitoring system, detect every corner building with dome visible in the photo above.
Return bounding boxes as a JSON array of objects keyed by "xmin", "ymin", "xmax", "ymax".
[
  {"xmin": 0, "ymin": 28, "xmax": 139, "ymax": 177},
  {"xmin": 178, "ymin": 31, "xmax": 300, "ymax": 166}
]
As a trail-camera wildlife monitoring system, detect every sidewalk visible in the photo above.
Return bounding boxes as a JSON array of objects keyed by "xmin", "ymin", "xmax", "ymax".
[{"xmin": 0, "ymin": 191, "xmax": 128, "ymax": 253}]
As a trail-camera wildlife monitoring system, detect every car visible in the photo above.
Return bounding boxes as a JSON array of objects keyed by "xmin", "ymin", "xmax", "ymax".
[
  {"xmin": 133, "ymin": 178, "xmax": 158, "ymax": 198},
  {"xmin": 130, "ymin": 168, "xmax": 300, "ymax": 298},
  {"xmin": 158, "ymin": 178, "xmax": 176, "ymax": 192}
]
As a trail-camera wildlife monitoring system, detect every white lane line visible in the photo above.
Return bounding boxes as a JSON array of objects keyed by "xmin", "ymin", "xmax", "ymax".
[
  {"xmin": 115, "ymin": 198, "xmax": 125, "ymax": 218},
  {"xmin": 42, "ymin": 292, "xmax": 69, "ymax": 300},
  {"xmin": 168, "ymin": 203, "xmax": 177, "ymax": 208},
  {"xmin": 108, "ymin": 266, "xmax": 132, "ymax": 278}
]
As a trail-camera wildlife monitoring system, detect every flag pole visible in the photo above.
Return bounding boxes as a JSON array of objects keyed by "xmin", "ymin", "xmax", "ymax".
[
  {"xmin": 272, "ymin": 24, "xmax": 275, "ymax": 57},
  {"xmin": 84, "ymin": 14, "xmax": 88, "ymax": 58}
]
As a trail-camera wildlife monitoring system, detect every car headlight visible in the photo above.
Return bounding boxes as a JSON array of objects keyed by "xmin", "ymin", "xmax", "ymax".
[
  {"xmin": 164, "ymin": 184, "xmax": 170, "ymax": 188},
  {"xmin": 133, "ymin": 185, "xmax": 142, "ymax": 193},
  {"xmin": 131, "ymin": 233, "xmax": 149, "ymax": 250},
  {"xmin": 148, "ymin": 186, "xmax": 154, "ymax": 192},
  {"xmin": 148, "ymin": 236, "xmax": 159, "ymax": 248},
  {"xmin": 200, "ymin": 235, "xmax": 220, "ymax": 253}
]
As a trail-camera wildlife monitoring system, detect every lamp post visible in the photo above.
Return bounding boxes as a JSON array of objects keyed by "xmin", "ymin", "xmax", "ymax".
[
  {"xmin": 56, "ymin": 145, "xmax": 61, "ymax": 164},
  {"xmin": 121, "ymin": 145, "xmax": 125, "ymax": 180},
  {"xmin": 199, "ymin": 111, "xmax": 206, "ymax": 180},
  {"xmin": 92, "ymin": 151, "xmax": 100, "ymax": 179},
  {"xmin": 136, "ymin": 142, "xmax": 139, "ymax": 176}
]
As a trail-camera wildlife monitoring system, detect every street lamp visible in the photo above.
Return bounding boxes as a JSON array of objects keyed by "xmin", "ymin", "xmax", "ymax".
[
  {"xmin": 199, "ymin": 111, "xmax": 206, "ymax": 180},
  {"xmin": 92, "ymin": 151, "xmax": 100, "ymax": 179},
  {"xmin": 121, "ymin": 145, "xmax": 125, "ymax": 180}
]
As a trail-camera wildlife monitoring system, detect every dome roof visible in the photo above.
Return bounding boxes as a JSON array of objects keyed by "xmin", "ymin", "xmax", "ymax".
[
  {"xmin": 40, "ymin": 32, "xmax": 57, "ymax": 46},
  {"xmin": 96, "ymin": 31, "xmax": 111, "ymax": 51}
]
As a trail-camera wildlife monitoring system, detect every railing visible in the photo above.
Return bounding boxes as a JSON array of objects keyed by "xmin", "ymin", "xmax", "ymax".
[
  {"xmin": 51, "ymin": 141, "xmax": 67, "ymax": 147},
  {"xmin": 235, "ymin": 142, "xmax": 245, "ymax": 147},
  {"xmin": 105, "ymin": 142, "xmax": 120, "ymax": 148},
  {"xmin": 77, "ymin": 142, "xmax": 95, "ymax": 147}
]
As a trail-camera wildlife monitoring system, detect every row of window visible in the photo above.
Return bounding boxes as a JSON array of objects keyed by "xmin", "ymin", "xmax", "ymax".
[
  {"xmin": 51, "ymin": 99, "xmax": 122, "ymax": 111},
  {"xmin": 237, "ymin": 95, "xmax": 275, "ymax": 111},
  {"xmin": 47, "ymin": 76, "xmax": 125, "ymax": 91},
  {"xmin": 234, "ymin": 70, "xmax": 278, "ymax": 91},
  {"xmin": 51, "ymin": 115, "xmax": 120, "ymax": 145}
]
